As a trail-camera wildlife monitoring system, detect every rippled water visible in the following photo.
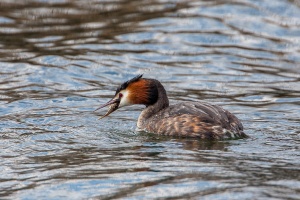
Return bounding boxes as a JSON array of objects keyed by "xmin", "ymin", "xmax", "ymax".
[{"xmin": 1, "ymin": 0, "xmax": 300, "ymax": 199}]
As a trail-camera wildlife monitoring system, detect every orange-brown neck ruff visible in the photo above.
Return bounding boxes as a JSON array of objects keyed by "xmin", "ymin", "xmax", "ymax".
[{"xmin": 127, "ymin": 79, "xmax": 158, "ymax": 106}]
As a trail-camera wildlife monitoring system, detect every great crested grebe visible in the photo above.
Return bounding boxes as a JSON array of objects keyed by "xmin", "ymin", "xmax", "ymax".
[{"xmin": 95, "ymin": 74, "xmax": 247, "ymax": 140}]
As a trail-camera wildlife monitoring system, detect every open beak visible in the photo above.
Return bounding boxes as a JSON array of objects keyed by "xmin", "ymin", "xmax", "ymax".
[{"xmin": 94, "ymin": 97, "xmax": 120, "ymax": 119}]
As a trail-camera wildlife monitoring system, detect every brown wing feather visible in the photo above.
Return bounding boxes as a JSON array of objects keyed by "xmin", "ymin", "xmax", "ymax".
[{"xmin": 144, "ymin": 102, "xmax": 246, "ymax": 139}]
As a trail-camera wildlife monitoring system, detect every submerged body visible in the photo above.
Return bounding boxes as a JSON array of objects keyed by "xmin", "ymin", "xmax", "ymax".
[{"xmin": 96, "ymin": 75, "xmax": 247, "ymax": 140}]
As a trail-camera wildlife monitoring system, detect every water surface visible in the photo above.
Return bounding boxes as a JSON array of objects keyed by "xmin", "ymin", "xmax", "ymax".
[{"xmin": 0, "ymin": 0, "xmax": 300, "ymax": 199}]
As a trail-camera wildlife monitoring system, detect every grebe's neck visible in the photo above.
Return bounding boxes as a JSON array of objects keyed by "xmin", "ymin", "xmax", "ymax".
[{"xmin": 137, "ymin": 79, "xmax": 169, "ymax": 128}]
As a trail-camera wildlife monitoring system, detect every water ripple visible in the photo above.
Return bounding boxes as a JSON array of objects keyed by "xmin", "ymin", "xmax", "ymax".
[{"xmin": 0, "ymin": 0, "xmax": 300, "ymax": 199}]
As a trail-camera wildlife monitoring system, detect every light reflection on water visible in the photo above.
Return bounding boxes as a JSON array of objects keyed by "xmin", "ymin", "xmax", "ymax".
[{"xmin": 0, "ymin": 0, "xmax": 300, "ymax": 199}]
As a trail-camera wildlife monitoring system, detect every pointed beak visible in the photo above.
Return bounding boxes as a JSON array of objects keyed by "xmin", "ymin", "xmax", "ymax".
[{"xmin": 94, "ymin": 97, "xmax": 120, "ymax": 119}]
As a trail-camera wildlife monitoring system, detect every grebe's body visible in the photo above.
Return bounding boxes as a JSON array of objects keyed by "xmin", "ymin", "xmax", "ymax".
[{"xmin": 96, "ymin": 75, "xmax": 247, "ymax": 140}]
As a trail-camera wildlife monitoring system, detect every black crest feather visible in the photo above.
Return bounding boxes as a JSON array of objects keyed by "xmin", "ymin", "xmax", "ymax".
[{"xmin": 115, "ymin": 74, "xmax": 143, "ymax": 94}]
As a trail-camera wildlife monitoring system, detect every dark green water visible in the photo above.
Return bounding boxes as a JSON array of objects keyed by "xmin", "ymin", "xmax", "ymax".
[{"xmin": 0, "ymin": 0, "xmax": 299, "ymax": 199}]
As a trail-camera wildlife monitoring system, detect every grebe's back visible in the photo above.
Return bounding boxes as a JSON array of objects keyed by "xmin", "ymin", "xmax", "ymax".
[{"xmin": 138, "ymin": 102, "xmax": 246, "ymax": 139}]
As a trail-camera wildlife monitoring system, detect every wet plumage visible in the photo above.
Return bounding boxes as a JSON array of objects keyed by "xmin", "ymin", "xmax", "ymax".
[
  {"xmin": 138, "ymin": 102, "xmax": 246, "ymax": 139},
  {"xmin": 96, "ymin": 74, "xmax": 247, "ymax": 140}
]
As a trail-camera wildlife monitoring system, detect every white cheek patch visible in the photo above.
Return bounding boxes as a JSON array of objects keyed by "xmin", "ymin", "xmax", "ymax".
[{"xmin": 119, "ymin": 90, "xmax": 132, "ymax": 108}]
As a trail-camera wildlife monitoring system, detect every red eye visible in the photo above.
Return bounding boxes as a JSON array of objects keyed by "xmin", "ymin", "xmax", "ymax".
[{"xmin": 119, "ymin": 93, "xmax": 123, "ymax": 98}]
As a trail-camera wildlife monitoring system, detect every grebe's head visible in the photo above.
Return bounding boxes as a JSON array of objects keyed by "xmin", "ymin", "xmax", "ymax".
[{"xmin": 95, "ymin": 74, "xmax": 158, "ymax": 119}]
